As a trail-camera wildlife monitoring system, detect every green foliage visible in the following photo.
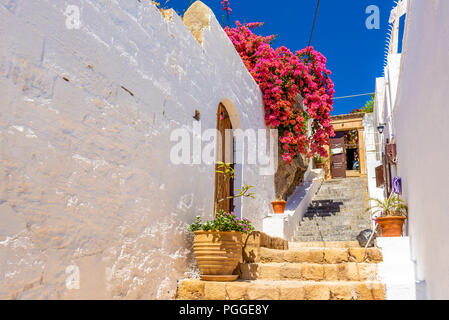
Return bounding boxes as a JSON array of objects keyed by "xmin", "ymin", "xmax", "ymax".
[
  {"xmin": 189, "ymin": 162, "xmax": 256, "ymax": 234},
  {"xmin": 366, "ymin": 195, "xmax": 408, "ymax": 217},
  {"xmin": 350, "ymin": 94, "xmax": 374, "ymax": 114},
  {"xmin": 313, "ymin": 155, "xmax": 327, "ymax": 164},
  {"xmin": 189, "ymin": 210, "xmax": 255, "ymax": 234},
  {"xmin": 215, "ymin": 162, "xmax": 255, "ymax": 209}
]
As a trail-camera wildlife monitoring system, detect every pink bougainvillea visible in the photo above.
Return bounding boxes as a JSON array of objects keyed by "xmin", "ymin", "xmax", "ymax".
[
  {"xmin": 224, "ymin": 22, "xmax": 335, "ymax": 163},
  {"xmin": 221, "ymin": 0, "xmax": 232, "ymax": 15}
]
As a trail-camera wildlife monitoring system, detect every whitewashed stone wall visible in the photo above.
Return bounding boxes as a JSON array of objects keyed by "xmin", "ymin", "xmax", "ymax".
[
  {"xmin": 0, "ymin": 0, "xmax": 274, "ymax": 299},
  {"xmin": 363, "ymin": 113, "xmax": 384, "ymax": 217},
  {"xmin": 374, "ymin": 0, "xmax": 449, "ymax": 299},
  {"xmin": 392, "ymin": 0, "xmax": 449, "ymax": 299}
]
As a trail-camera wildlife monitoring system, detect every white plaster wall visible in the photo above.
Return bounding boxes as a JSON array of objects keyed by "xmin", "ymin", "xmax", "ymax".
[
  {"xmin": 0, "ymin": 0, "xmax": 274, "ymax": 299},
  {"xmin": 363, "ymin": 113, "xmax": 384, "ymax": 217},
  {"xmin": 392, "ymin": 0, "xmax": 449, "ymax": 299},
  {"xmin": 386, "ymin": 53, "xmax": 402, "ymax": 115},
  {"xmin": 382, "ymin": 54, "xmax": 401, "ymax": 143},
  {"xmin": 374, "ymin": 77, "xmax": 386, "ymax": 130},
  {"xmin": 376, "ymin": 237, "xmax": 416, "ymax": 300}
]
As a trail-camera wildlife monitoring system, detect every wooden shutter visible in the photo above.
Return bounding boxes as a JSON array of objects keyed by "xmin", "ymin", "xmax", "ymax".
[
  {"xmin": 214, "ymin": 104, "xmax": 234, "ymax": 214},
  {"xmin": 375, "ymin": 165, "xmax": 385, "ymax": 187},
  {"xmin": 386, "ymin": 143, "xmax": 397, "ymax": 164}
]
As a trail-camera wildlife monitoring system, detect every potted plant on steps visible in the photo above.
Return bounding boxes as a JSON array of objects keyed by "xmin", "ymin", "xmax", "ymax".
[
  {"xmin": 271, "ymin": 197, "xmax": 287, "ymax": 214},
  {"xmin": 313, "ymin": 155, "xmax": 327, "ymax": 170},
  {"xmin": 189, "ymin": 162, "xmax": 255, "ymax": 282},
  {"xmin": 366, "ymin": 195, "xmax": 408, "ymax": 237}
]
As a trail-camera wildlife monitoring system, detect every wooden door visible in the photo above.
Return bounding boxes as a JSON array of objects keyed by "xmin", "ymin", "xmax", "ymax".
[
  {"xmin": 214, "ymin": 104, "xmax": 234, "ymax": 214},
  {"xmin": 330, "ymin": 132, "xmax": 346, "ymax": 179}
]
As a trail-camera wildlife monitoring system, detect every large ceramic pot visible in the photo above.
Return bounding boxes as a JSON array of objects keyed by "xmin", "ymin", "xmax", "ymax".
[
  {"xmin": 376, "ymin": 216, "xmax": 406, "ymax": 237},
  {"xmin": 193, "ymin": 231, "xmax": 242, "ymax": 281},
  {"xmin": 271, "ymin": 200, "xmax": 287, "ymax": 214}
]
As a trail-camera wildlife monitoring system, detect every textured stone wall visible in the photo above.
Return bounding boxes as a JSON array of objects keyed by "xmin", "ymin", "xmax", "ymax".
[{"xmin": 0, "ymin": 0, "xmax": 274, "ymax": 299}]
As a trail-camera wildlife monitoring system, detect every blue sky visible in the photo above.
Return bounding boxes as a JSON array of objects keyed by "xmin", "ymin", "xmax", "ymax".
[{"xmin": 165, "ymin": 0, "xmax": 395, "ymax": 115}]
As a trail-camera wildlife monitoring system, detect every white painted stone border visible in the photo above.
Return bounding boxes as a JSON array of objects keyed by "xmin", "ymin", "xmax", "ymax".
[
  {"xmin": 376, "ymin": 237, "xmax": 417, "ymax": 300},
  {"xmin": 262, "ymin": 165, "xmax": 324, "ymax": 241}
]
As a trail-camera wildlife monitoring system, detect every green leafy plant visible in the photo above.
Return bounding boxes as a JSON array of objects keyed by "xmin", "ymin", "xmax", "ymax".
[
  {"xmin": 313, "ymin": 155, "xmax": 327, "ymax": 164},
  {"xmin": 366, "ymin": 195, "xmax": 408, "ymax": 217},
  {"xmin": 189, "ymin": 210, "xmax": 255, "ymax": 234},
  {"xmin": 214, "ymin": 162, "xmax": 255, "ymax": 212},
  {"xmin": 350, "ymin": 94, "xmax": 374, "ymax": 114},
  {"xmin": 189, "ymin": 162, "xmax": 256, "ymax": 234}
]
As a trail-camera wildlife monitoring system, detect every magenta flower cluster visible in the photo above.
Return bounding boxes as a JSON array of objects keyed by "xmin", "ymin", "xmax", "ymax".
[{"xmin": 224, "ymin": 22, "xmax": 335, "ymax": 162}]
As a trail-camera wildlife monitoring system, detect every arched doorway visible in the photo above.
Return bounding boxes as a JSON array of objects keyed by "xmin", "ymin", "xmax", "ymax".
[{"xmin": 214, "ymin": 103, "xmax": 235, "ymax": 214}]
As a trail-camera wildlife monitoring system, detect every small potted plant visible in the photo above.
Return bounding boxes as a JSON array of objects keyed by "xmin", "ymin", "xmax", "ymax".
[
  {"xmin": 366, "ymin": 195, "xmax": 408, "ymax": 237},
  {"xmin": 313, "ymin": 155, "xmax": 327, "ymax": 169},
  {"xmin": 271, "ymin": 196, "xmax": 287, "ymax": 214},
  {"xmin": 189, "ymin": 162, "xmax": 255, "ymax": 281}
]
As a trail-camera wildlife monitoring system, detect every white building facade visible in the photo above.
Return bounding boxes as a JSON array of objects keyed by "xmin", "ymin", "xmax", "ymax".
[{"xmin": 372, "ymin": 0, "xmax": 449, "ymax": 299}]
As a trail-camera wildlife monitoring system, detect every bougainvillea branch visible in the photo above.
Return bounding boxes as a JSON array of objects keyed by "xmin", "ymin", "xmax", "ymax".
[{"xmin": 224, "ymin": 22, "xmax": 335, "ymax": 163}]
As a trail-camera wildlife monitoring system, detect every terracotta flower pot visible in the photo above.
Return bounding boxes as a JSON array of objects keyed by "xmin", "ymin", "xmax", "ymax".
[
  {"xmin": 315, "ymin": 162, "xmax": 325, "ymax": 169},
  {"xmin": 272, "ymin": 200, "xmax": 287, "ymax": 214},
  {"xmin": 193, "ymin": 231, "xmax": 242, "ymax": 281},
  {"xmin": 376, "ymin": 216, "xmax": 406, "ymax": 237}
]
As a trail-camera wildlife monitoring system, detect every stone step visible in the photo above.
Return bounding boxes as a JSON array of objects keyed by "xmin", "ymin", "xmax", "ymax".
[
  {"xmin": 296, "ymin": 227, "xmax": 367, "ymax": 232},
  {"xmin": 293, "ymin": 235, "xmax": 364, "ymax": 241},
  {"xmin": 294, "ymin": 229, "xmax": 366, "ymax": 236},
  {"xmin": 301, "ymin": 215, "xmax": 370, "ymax": 221},
  {"xmin": 295, "ymin": 175, "xmax": 371, "ymax": 242},
  {"xmin": 294, "ymin": 232, "xmax": 369, "ymax": 239},
  {"xmin": 294, "ymin": 237, "xmax": 360, "ymax": 243},
  {"xmin": 176, "ymin": 279, "xmax": 385, "ymax": 300},
  {"xmin": 304, "ymin": 211, "xmax": 367, "ymax": 217},
  {"xmin": 299, "ymin": 222, "xmax": 370, "ymax": 228},
  {"xmin": 293, "ymin": 236, "xmax": 365, "ymax": 243},
  {"xmin": 289, "ymin": 241, "xmax": 360, "ymax": 248},
  {"xmin": 315, "ymin": 189, "xmax": 366, "ymax": 193},
  {"xmin": 296, "ymin": 225, "xmax": 370, "ymax": 230},
  {"xmin": 240, "ymin": 262, "xmax": 379, "ymax": 281},
  {"xmin": 297, "ymin": 223, "xmax": 371, "ymax": 230},
  {"xmin": 313, "ymin": 196, "xmax": 365, "ymax": 200},
  {"xmin": 297, "ymin": 221, "xmax": 371, "ymax": 228},
  {"xmin": 306, "ymin": 203, "xmax": 366, "ymax": 208},
  {"xmin": 299, "ymin": 219, "xmax": 368, "ymax": 224},
  {"xmin": 257, "ymin": 247, "xmax": 382, "ymax": 264}
]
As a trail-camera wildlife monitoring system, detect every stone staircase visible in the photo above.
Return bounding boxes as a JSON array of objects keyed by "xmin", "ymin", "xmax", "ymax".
[
  {"xmin": 176, "ymin": 241, "xmax": 385, "ymax": 300},
  {"xmin": 294, "ymin": 177, "xmax": 372, "ymax": 242}
]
